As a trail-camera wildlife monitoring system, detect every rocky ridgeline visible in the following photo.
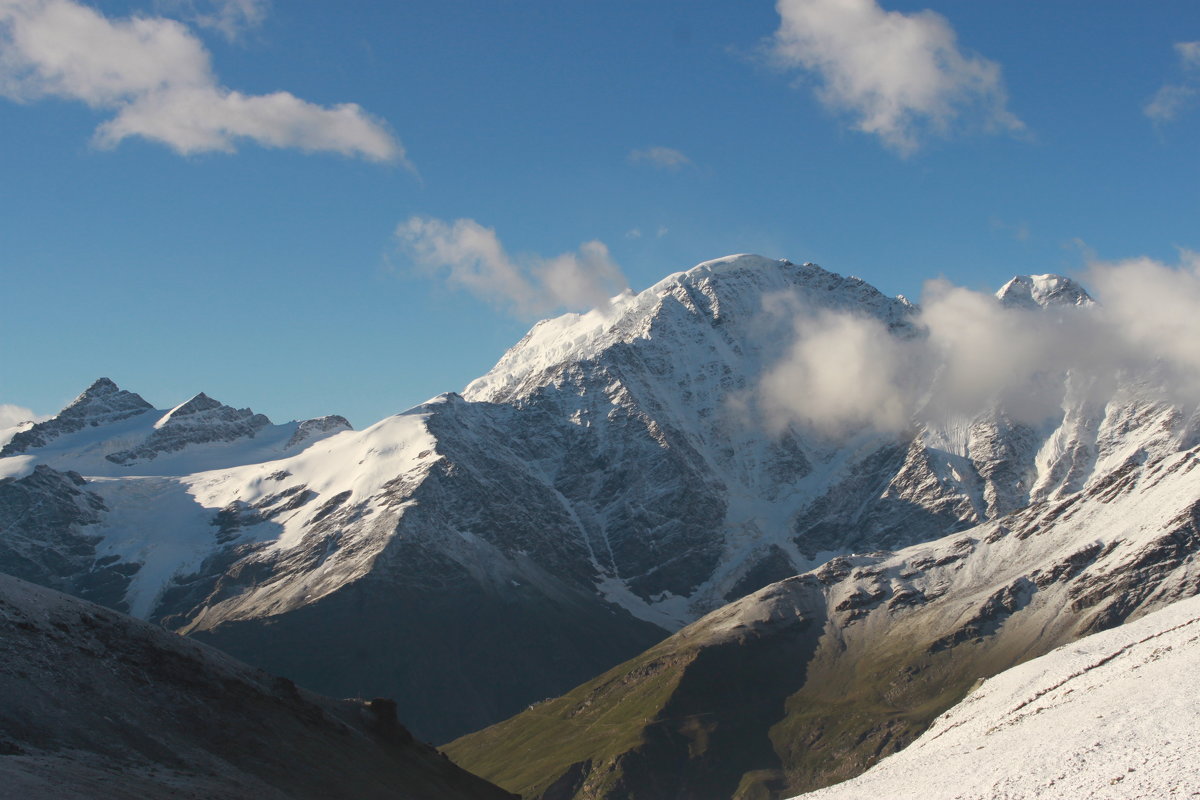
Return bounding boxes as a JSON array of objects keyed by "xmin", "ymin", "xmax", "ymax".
[{"xmin": 106, "ymin": 392, "xmax": 272, "ymax": 465}]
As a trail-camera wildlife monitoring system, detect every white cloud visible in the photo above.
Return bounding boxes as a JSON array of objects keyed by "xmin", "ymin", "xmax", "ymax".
[
  {"xmin": 629, "ymin": 146, "xmax": 692, "ymax": 170},
  {"xmin": 0, "ymin": 0, "xmax": 402, "ymax": 161},
  {"xmin": 158, "ymin": 0, "xmax": 269, "ymax": 41},
  {"xmin": 1177, "ymin": 41, "xmax": 1200, "ymax": 69},
  {"xmin": 1084, "ymin": 250, "xmax": 1200, "ymax": 400},
  {"xmin": 396, "ymin": 216, "xmax": 629, "ymax": 318},
  {"xmin": 768, "ymin": 0, "xmax": 1022, "ymax": 154},
  {"xmin": 757, "ymin": 252, "xmax": 1200, "ymax": 436},
  {"xmin": 1146, "ymin": 41, "xmax": 1200, "ymax": 123},
  {"xmin": 1145, "ymin": 84, "xmax": 1197, "ymax": 123},
  {"xmin": 759, "ymin": 301, "xmax": 925, "ymax": 436},
  {"xmin": 0, "ymin": 404, "xmax": 44, "ymax": 429}
]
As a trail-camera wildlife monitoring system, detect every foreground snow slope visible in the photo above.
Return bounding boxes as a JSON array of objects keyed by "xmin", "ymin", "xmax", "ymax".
[{"xmin": 798, "ymin": 592, "xmax": 1200, "ymax": 800}]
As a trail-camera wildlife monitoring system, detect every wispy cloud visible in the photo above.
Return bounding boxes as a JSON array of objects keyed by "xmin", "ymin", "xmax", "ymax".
[
  {"xmin": 767, "ymin": 0, "xmax": 1023, "ymax": 155},
  {"xmin": 629, "ymin": 146, "xmax": 692, "ymax": 170},
  {"xmin": 990, "ymin": 216, "xmax": 1030, "ymax": 242},
  {"xmin": 0, "ymin": 0, "xmax": 403, "ymax": 162},
  {"xmin": 757, "ymin": 251, "xmax": 1200, "ymax": 436},
  {"xmin": 156, "ymin": 0, "xmax": 268, "ymax": 41},
  {"xmin": 396, "ymin": 216, "xmax": 630, "ymax": 318},
  {"xmin": 1145, "ymin": 41, "xmax": 1200, "ymax": 123},
  {"xmin": 1177, "ymin": 41, "xmax": 1200, "ymax": 69}
]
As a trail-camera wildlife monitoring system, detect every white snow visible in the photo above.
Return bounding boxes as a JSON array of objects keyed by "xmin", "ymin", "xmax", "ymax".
[
  {"xmin": 796, "ymin": 592, "xmax": 1200, "ymax": 799},
  {"xmin": 88, "ymin": 476, "xmax": 225, "ymax": 618}
]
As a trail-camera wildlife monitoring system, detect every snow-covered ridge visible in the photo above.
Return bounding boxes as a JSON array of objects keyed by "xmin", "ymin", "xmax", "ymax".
[{"xmin": 0, "ymin": 382, "xmax": 351, "ymax": 478}]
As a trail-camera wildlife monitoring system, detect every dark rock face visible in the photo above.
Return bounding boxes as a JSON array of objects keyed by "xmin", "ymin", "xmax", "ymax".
[
  {"xmin": 0, "ymin": 465, "xmax": 134, "ymax": 611},
  {"xmin": 0, "ymin": 573, "xmax": 517, "ymax": 800},
  {"xmin": 0, "ymin": 378, "xmax": 154, "ymax": 456}
]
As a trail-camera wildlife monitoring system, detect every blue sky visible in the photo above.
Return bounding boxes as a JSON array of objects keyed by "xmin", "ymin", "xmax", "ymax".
[{"xmin": 2, "ymin": 0, "xmax": 1198, "ymax": 427}]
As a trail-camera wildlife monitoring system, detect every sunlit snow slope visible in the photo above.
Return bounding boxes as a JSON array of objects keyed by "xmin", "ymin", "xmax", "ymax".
[{"xmin": 797, "ymin": 592, "xmax": 1200, "ymax": 800}]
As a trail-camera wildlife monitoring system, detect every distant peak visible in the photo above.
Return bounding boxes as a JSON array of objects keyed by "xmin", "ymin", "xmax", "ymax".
[
  {"xmin": 169, "ymin": 393, "xmax": 225, "ymax": 418},
  {"xmin": 62, "ymin": 379, "xmax": 153, "ymax": 417},
  {"xmin": 997, "ymin": 274, "xmax": 1093, "ymax": 310},
  {"xmin": 687, "ymin": 254, "xmax": 794, "ymax": 276},
  {"xmin": 81, "ymin": 377, "xmax": 120, "ymax": 397},
  {"xmin": 0, "ymin": 378, "xmax": 153, "ymax": 455}
]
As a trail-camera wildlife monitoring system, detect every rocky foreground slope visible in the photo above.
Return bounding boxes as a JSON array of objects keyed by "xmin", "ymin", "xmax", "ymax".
[
  {"xmin": 444, "ymin": 428, "xmax": 1200, "ymax": 798},
  {"xmin": 0, "ymin": 571, "xmax": 515, "ymax": 800},
  {"xmin": 1, "ymin": 255, "xmax": 1193, "ymax": 744}
]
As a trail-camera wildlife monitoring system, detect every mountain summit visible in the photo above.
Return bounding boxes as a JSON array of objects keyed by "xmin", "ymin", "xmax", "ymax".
[{"xmin": 995, "ymin": 273, "xmax": 1093, "ymax": 309}]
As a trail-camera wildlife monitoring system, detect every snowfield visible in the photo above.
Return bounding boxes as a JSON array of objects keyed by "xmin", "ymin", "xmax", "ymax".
[{"xmin": 797, "ymin": 592, "xmax": 1200, "ymax": 800}]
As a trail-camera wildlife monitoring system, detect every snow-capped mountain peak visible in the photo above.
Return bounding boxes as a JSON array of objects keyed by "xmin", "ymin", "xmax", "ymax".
[
  {"xmin": 463, "ymin": 254, "xmax": 913, "ymax": 405},
  {"xmin": 155, "ymin": 391, "xmax": 230, "ymax": 428},
  {"xmin": 996, "ymin": 273, "xmax": 1093, "ymax": 309},
  {"xmin": 0, "ymin": 377, "xmax": 154, "ymax": 456}
]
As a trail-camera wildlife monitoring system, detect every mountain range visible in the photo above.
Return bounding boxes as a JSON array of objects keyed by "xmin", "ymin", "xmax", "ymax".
[{"xmin": 3, "ymin": 253, "xmax": 1198, "ymax": 796}]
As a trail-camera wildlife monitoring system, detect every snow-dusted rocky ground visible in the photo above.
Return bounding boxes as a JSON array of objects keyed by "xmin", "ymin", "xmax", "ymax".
[
  {"xmin": 797, "ymin": 592, "xmax": 1200, "ymax": 800},
  {"xmin": 0, "ymin": 572, "xmax": 515, "ymax": 800},
  {"xmin": 3, "ymin": 254, "xmax": 1198, "ymax": 744}
]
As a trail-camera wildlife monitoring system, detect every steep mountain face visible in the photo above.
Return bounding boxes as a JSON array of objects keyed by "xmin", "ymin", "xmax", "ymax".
[
  {"xmin": 0, "ymin": 255, "xmax": 1188, "ymax": 745},
  {"xmin": 798, "ymin": 592, "xmax": 1200, "ymax": 800},
  {"xmin": 0, "ymin": 572, "xmax": 516, "ymax": 800},
  {"xmin": 443, "ymin": 429, "xmax": 1200, "ymax": 799}
]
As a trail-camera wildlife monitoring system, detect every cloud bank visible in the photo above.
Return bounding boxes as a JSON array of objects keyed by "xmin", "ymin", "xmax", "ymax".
[
  {"xmin": 396, "ymin": 216, "xmax": 630, "ymax": 318},
  {"xmin": 758, "ymin": 253, "xmax": 1200, "ymax": 436},
  {"xmin": 0, "ymin": 0, "xmax": 402, "ymax": 161},
  {"xmin": 768, "ymin": 0, "xmax": 1022, "ymax": 154}
]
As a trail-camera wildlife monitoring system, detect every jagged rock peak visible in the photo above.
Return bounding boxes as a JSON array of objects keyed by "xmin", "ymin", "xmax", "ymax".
[
  {"xmin": 0, "ymin": 378, "xmax": 154, "ymax": 455},
  {"xmin": 63, "ymin": 377, "xmax": 154, "ymax": 417},
  {"xmin": 156, "ymin": 392, "xmax": 271, "ymax": 428},
  {"xmin": 996, "ymin": 274, "xmax": 1093, "ymax": 310},
  {"xmin": 286, "ymin": 414, "xmax": 353, "ymax": 449},
  {"xmin": 79, "ymin": 376, "xmax": 120, "ymax": 397},
  {"xmin": 165, "ymin": 392, "xmax": 225, "ymax": 418}
]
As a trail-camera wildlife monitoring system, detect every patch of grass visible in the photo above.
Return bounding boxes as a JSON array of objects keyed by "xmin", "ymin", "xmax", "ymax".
[{"xmin": 443, "ymin": 641, "xmax": 697, "ymax": 798}]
